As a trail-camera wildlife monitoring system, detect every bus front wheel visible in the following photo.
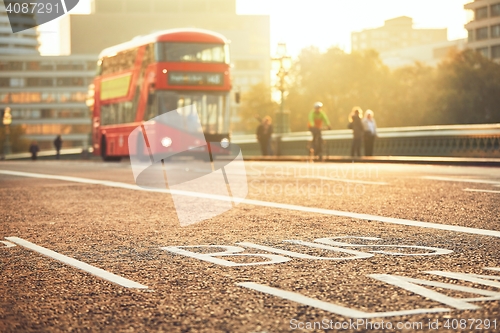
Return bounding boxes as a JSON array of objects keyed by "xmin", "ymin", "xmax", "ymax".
[{"xmin": 101, "ymin": 136, "xmax": 121, "ymax": 162}]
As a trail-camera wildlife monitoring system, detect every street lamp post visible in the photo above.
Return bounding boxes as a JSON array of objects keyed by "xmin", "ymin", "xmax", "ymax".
[
  {"xmin": 271, "ymin": 43, "xmax": 292, "ymax": 155},
  {"xmin": 3, "ymin": 107, "xmax": 12, "ymax": 156}
]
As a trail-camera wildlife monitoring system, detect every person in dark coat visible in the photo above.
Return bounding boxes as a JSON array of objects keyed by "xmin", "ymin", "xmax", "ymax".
[
  {"xmin": 29, "ymin": 141, "xmax": 39, "ymax": 161},
  {"xmin": 256, "ymin": 116, "xmax": 273, "ymax": 156},
  {"xmin": 348, "ymin": 107, "xmax": 364, "ymax": 157},
  {"xmin": 53, "ymin": 135, "xmax": 62, "ymax": 159}
]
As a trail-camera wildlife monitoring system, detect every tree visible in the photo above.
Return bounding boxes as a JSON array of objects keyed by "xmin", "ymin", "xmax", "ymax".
[
  {"xmin": 0, "ymin": 125, "xmax": 29, "ymax": 154},
  {"xmin": 435, "ymin": 49, "xmax": 500, "ymax": 124},
  {"xmin": 386, "ymin": 62, "xmax": 439, "ymax": 126},
  {"xmin": 237, "ymin": 48, "xmax": 500, "ymax": 134},
  {"xmin": 235, "ymin": 82, "xmax": 278, "ymax": 134},
  {"xmin": 287, "ymin": 47, "xmax": 392, "ymax": 131}
]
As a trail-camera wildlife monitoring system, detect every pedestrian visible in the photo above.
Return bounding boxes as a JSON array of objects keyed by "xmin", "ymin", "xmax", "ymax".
[
  {"xmin": 362, "ymin": 110, "xmax": 377, "ymax": 156},
  {"xmin": 348, "ymin": 107, "xmax": 364, "ymax": 157},
  {"xmin": 256, "ymin": 116, "xmax": 273, "ymax": 156},
  {"xmin": 53, "ymin": 134, "xmax": 62, "ymax": 159},
  {"xmin": 29, "ymin": 140, "xmax": 39, "ymax": 161},
  {"xmin": 308, "ymin": 102, "xmax": 331, "ymax": 161}
]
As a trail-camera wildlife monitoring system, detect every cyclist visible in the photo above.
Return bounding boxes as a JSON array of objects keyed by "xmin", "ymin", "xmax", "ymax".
[{"xmin": 308, "ymin": 102, "xmax": 331, "ymax": 160}]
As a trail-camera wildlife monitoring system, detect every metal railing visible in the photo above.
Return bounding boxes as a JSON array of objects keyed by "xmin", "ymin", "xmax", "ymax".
[
  {"xmin": 3, "ymin": 124, "xmax": 499, "ymax": 160},
  {"xmin": 232, "ymin": 124, "xmax": 500, "ymax": 158}
]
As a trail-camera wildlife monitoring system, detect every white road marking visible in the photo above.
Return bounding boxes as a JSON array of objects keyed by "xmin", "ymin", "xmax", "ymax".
[
  {"xmin": 486, "ymin": 267, "xmax": 500, "ymax": 272},
  {"xmin": 161, "ymin": 245, "xmax": 291, "ymax": 267},
  {"xmin": 2, "ymin": 169, "xmax": 500, "ymax": 238},
  {"xmin": 297, "ymin": 175, "xmax": 388, "ymax": 185},
  {"xmin": 370, "ymin": 273, "xmax": 500, "ymax": 310},
  {"xmin": 314, "ymin": 236, "xmax": 453, "ymax": 256},
  {"xmin": 237, "ymin": 282, "xmax": 449, "ymax": 318},
  {"xmin": 422, "ymin": 176, "xmax": 500, "ymax": 185},
  {"xmin": 237, "ymin": 241, "xmax": 373, "ymax": 260},
  {"xmin": 5, "ymin": 237, "xmax": 148, "ymax": 289},
  {"xmin": 1, "ymin": 240, "xmax": 16, "ymax": 248},
  {"xmin": 464, "ymin": 188, "xmax": 500, "ymax": 194}
]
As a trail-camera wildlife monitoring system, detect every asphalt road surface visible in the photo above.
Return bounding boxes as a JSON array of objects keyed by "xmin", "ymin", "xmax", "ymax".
[{"xmin": 1, "ymin": 160, "xmax": 499, "ymax": 333}]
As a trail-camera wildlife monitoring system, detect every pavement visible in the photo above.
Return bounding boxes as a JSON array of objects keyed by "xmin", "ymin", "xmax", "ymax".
[{"xmin": 0, "ymin": 160, "xmax": 499, "ymax": 332}]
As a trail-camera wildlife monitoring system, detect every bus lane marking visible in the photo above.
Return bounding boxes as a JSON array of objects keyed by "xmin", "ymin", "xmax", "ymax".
[
  {"xmin": 314, "ymin": 237, "xmax": 453, "ymax": 256},
  {"xmin": 164, "ymin": 239, "xmax": 499, "ymax": 318},
  {"xmin": 165, "ymin": 237, "xmax": 452, "ymax": 267},
  {"xmin": 5, "ymin": 237, "xmax": 148, "ymax": 289},
  {"xmin": 1, "ymin": 170, "xmax": 500, "ymax": 239},
  {"xmin": 237, "ymin": 282, "xmax": 450, "ymax": 319},
  {"xmin": 238, "ymin": 267, "xmax": 500, "ymax": 319},
  {"xmin": 237, "ymin": 241, "xmax": 373, "ymax": 260}
]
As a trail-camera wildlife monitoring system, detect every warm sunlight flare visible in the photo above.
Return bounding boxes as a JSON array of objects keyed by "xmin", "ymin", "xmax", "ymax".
[{"xmin": 39, "ymin": 0, "xmax": 470, "ymax": 56}]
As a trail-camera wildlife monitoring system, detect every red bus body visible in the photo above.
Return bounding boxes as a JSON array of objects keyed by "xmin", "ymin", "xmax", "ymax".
[{"xmin": 91, "ymin": 29, "xmax": 232, "ymax": 161}]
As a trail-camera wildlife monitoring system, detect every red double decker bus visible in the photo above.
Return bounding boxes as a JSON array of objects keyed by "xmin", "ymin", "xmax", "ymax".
[{"xmin": 90, "ymin": 28, "xmax": 232, "ymax": 161}]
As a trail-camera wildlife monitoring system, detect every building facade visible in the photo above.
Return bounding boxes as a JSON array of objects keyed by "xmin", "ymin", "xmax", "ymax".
[
  {"xmin": 464, "ymin": 0, "xmax": 500, "ymax": 62},
  {"xmin": 0, "ymin": 3, "xmax": 39, "ymax": 55},
  {"xmin": 379, "ymin": 39, "xmax": 467, "ymax": 69},
  {"xmin": 0, "ymin": 55, "xmax": 95, "ymax": 150},
  {"xmin": 351, "ymin": 16, "xmax": 448, "ymax": 53},
  {"xmin": 68, "ymin": 0, "xmax": 270, "ymax": 94}
]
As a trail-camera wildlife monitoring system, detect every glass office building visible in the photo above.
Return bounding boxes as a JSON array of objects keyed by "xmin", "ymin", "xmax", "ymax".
[{"xmin": 0, "ymin": 55, "xmax": 96, "ymax": 150}]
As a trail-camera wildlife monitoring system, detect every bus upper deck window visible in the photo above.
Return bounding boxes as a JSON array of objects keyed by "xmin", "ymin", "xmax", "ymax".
[{"xmin": 159, "ymin": 43, "xmax": 226, "ymax": 63}]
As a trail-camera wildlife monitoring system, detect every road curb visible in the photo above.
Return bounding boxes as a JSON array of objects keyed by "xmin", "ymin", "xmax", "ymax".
[{"xmin": 241, "ymin": 155, "xmax": 500, "ymax": 167}]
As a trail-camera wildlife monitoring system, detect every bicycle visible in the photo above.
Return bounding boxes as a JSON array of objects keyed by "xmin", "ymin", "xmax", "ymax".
[{"xmin": 309, "ymin": 126, "xmax": 330, "ymax": 161}]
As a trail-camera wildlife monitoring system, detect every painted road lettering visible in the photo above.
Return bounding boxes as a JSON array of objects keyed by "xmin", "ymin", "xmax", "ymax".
[
  {"xmin": 239, "ymin": 268, "xmax": 500, "ymax": 318},
  {"xmin": 161, "ymin": 245, "xmax": 291, "ymax": 267},
  {"xmin": 165, "ymin": 236, "xmax": 452, "ymax": 267},
  {"xmin": 315, "ymin": 236, "xmax": 453, "ymax": 256},
  {"xmin": 238, "ymin": 241, "xmax": 373, "ymax": 260},
  {"xmin": 237, "ymin": 282, "xmax": 449, "ymax": 319},
  {"xmin": 369, "ymin": 272, "xmax": 500, "ymax": 310}
]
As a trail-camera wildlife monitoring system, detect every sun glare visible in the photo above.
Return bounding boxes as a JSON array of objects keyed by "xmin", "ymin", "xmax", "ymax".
[
  {"xmin": 238, "ymin": 0, "xmax": 470, "ymax": 56},
  {"xmin": 39, "ymin": 0, "xmax": 470, "ymax": 56}
]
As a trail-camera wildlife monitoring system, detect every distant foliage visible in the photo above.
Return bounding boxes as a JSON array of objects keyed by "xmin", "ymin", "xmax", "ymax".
[
  {"xmin": 235, "ymin": 82, "xmax": 279, "ymax": 133},
  {"xmin": 0, "ymin": 125, "xmax": 29, "ymax": 154},
  {"xmin": 238, "ymin": 48, "xmax": 500, "ymax": 133},
  {"xmin": 434, "ymin": 49, "xmax": 500, "ymax": 124}
]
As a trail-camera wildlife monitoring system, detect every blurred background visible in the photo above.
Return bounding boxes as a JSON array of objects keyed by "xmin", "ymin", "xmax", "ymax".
[{"xmin": 1, "ymin": 0, "xmax": 499, "ymax": 153}]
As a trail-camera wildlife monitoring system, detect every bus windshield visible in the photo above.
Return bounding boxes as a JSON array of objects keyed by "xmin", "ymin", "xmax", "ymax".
[
  {"xmin": 157, "ymin": 42, "xmax": 229, "ymax": 64},
  {"xmin": 145, "ymin": 91, "xmax": 228, "ymax": 134}
]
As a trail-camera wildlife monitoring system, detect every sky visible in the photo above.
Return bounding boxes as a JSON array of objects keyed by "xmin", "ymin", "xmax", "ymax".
[{"xmin": 38, "ymin": 0, "xmax": 471, "ymax": 56}]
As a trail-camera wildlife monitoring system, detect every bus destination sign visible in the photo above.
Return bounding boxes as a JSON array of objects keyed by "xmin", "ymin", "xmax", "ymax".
[{"xmin": 168, "ymin": 72, "xmax": 223, "ymax": 86}]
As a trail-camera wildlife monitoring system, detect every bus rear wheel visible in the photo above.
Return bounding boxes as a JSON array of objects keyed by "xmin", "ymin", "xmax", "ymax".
[{"xmin": 101, "ymin": 136, "xmax": 121, "ymax": 162}]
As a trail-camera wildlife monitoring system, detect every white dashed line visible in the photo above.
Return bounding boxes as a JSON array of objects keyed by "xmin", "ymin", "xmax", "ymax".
[
  {"xmin": 1, "ymin": 170, "xmax": 500, "ymax": 239},
  {"xmin": 422, "ymin": 176, "xmax": 500, "ymax": 185},
  {"xmin": 464, "ymin": 188, "xmax": 500, "ymax": 194},
  {"xmin": 6, "ymin": 237, "xmax": 148, "ymax": 289},
  {"xmin": 297, "ymin": 175, "xmax": 388, "ymax": 185}
]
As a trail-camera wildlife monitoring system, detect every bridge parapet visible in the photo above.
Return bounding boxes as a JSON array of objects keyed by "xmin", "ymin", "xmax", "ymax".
[{"xmin": 232, "ymin": 124, "xmax": 500, "ymax": 158}]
